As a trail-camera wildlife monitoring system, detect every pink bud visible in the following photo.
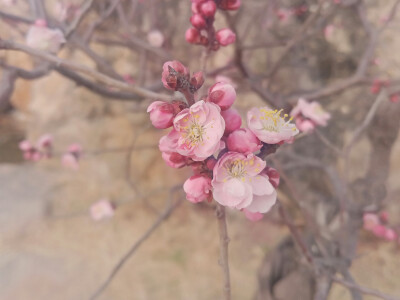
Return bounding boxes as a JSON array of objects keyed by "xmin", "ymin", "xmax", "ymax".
[
  {"xmin": 36, "ymin": 134, "xmax": 53, "ymax": 150},
  {"xmin": 263, "ymin": 166, "xmax": 280, "ymax": 188},
  {"xmin": 185, "ymin": 27, "xmax": 201, "ymax": 44},
  {"xmin": 190, "ymin": 14, "xmax": 207, "ymax": 29},
  {"xmin": 67, "ymin": 143, "xmax": 82, "ymax": 154},
  {"xmin": 19, "ymin": 140, "xmax": 33, "ymax": 151},
  {"xmin": 147, "ymin": 101, "xmax": 175, "ymax": 129},
  {"xmin": 216, "ymin": 28, "xmax": 236, "ymax": 46},
  {"xmin": 200, "ymin": 1, "xmax": 217, "ymax": 17},
  {"xmin": 183, "ymin": 174, "xmax": 212, "ymax": 203},
  {"xmin": 62, "ymin": 153, "xmax": 80, "ymax": 170},
  {"xmin": 190, "ymin": 71, "xmax": 205, "ymax": 90},
  {"xmin": 161, "ymin": 60, "xmax": 189, "ymax": 90},
  {"xmin": 243, "ymin": 209, "xmax": 264, "ymax": 222},
  {"xmin": 207, "ymin": 82, "xmax": 236, "ymax": 110},
  {"xmin": 219, "ymin": 0, "xmax": 241, "ymax": 10},
  {"xmin": 226, "ymin": 128, "xmax": 262, "ymax": 154},
  {"xmin": 161, "ymin": 151, "xmax": 188, "ymax": 169},
  {"xmin": 221, "ymin": 108, "xmax": 242, "ymax": 135}
]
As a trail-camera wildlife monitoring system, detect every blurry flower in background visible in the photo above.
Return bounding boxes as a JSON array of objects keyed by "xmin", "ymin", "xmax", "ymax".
[
  {"xmin": 26, "ymin": 19, "xmax": 66, "ymax": 53},
  {"xmin": 147, "ymin": 29, "xmax": 164, "ymax": 48},
  {"xmin": 61, "ymin": 143, "xmax": 82, "ymax": 170},
  {"xmin": 90, "ymin": 199, "xmax": 115, "ymax": 221},
  {"xmin": 290, "ymin": 98, "xmax": 331, "ymax": 133}
]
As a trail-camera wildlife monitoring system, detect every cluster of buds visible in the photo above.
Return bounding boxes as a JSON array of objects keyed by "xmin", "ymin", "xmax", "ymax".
[
  {"xmin": 290, "ymin": 98, "xmax": 331, "ymax": 133},
  {"xmin": 148, "ymin": 60, "xmax": 299, "ymax": 221},
  {"xmin": 19, "ymin": 134, "xmax": 53, "ymax": 161},
  {"xmin": 185, "ymin": 0, "xmax": 239, "ymax": 49},
  {"xmin": 363, "ymin": 212, "xmax": 399, "ymax": 243},
  {"xmin": 26, "ymin": 19, "xmax": 66, "ymax": 53}
]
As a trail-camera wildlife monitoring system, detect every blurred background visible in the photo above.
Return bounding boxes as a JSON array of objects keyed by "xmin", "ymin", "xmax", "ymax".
[{"xmin": 0, "ymin": 0, "xmax": 400, "ymax": 299}]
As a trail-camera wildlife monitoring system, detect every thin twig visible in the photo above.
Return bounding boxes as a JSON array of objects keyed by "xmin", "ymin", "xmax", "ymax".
[
  {"xmin": 88, "ymin": 195, "xmax": 183, "ymax": 300},
  {"xmin": 215, "ymin": 204, "xmax": 231, "ymax": 300}
]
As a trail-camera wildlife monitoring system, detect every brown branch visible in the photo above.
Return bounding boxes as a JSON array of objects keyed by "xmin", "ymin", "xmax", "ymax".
[
  {"xmin": 65, "ymin": 0, "xmax": 95, "ymax": 38},
  {"xmin": 215, "ymin": 204, "xmax": 231, "ymax": 300},
  {"xmin": 0, "ymin": 39, "xmax": 172, "ymax": 101}
]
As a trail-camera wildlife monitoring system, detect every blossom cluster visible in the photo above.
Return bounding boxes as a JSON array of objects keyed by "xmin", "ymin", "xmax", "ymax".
[
  {"xmin": 363, "ymin": 212, "xmax": 399, "ymax": 243},
  {"xmin": 148, "ymin": 60, "xmax": 299, "ymax": 221},
  {"xmin": 185, "ymin": 0, "xmax": 238, "ymax": 49},
  {"xmin": 290, "ymin": 98, "xmax": 331, "ymax": 133},
  {"xmin": 19, "ymin": 134, "xmax": 82, "ymax": 170}
]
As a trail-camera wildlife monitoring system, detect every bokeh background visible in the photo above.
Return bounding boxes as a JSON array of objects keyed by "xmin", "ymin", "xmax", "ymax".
[{"xmin": 1, "ymin": 0, "xmax": 400, "ymax": 299}]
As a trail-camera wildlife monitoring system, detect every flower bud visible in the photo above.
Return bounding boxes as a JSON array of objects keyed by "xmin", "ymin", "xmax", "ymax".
[
  {"xmin": 185, "ymin": 27, "xmax": 201, "ymax": 44},
  {"xmin": 161, "ymin": 151, "xmax": 187, "ymax": 168},
  {"xmin": 161, "ymin": 61, "xmax": 189, "ymax": 90},
  {"xmin": 221, "ymin": 108, "xmax": 242, "ymax": 135},
  {"xmin": 190, "ymin": 71, "xmax": 205, "ymax": 90},
  {"xmin": 216, "ymin": 28, "xmax": 236, "ymax": 46},
  {"xmin": 207, "ymin": 82, "xmax": 236, "ymax": 110},
  {"xmin": 227, "ymin": 128, "xmax": 262, "ymax": 154},
  {"xmin": 183, "ymin": 174, "xmax": 212, "ymax": 203},
  {"xmin": 200, "ymin": 1, "xmax": 217, "ymax": 17},
  {"xmin": 190, "ymin": 13, "xmax": 206, "ymax": 29},
  {"xmin": 263, "ymin": 166, "xmax": 280, "ymax": 188},
  {"xmin": 147, "ymin": 101, "xmax": 175, "ymax": 129}
]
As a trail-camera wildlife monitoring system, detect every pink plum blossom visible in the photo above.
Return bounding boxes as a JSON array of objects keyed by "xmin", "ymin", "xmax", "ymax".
[
  {"xmin": 19, "ymin": 140, "xmax": 41, "ymax": 161},
  {"xmin": 247, "ymin": 107, "xmax": 299, "ymax": 144},
  {"xmin": 26, "ymin": 19, "xmax": 66, "ymax": 53},
  {"xmin": 221, "ymin": 108, "xmax": 242, "ymax": 135},
  {"xmin": 290, "ymin": 98, "xmax": 331, "ymax": 133},
  {"xmin": 172, "ymin": 100, "xmax": 225, "ymax": 161},
  {"xmin": 61, "ymin": 143, "xmax": 82, "ymax": 170},
  {"xmin": 90, "ymin": 199, "xmax": 115, "ymax": 221},
  {"xmin": 147, "ymin": 29, "xmax": 164, "ymax": 48},
  {"xmin": 159, "ymin": 134, "xmax": 189, "ymax": 168},
  {"xmin": 216, "ymin": 28, "xmax": 236, "ymax": 46},
  {"xmin": 147, "ymin": 101, "xmax": 175, "ymax": 129},
  {"xmin": 212, "ymin": 152, "xmax": 277, "ymax": 213},
  {"xmin": 183, "ymin": 174, "xmax": 213, "ymax": 203},
  {"xmin": 226, "ymin": 128, "xmax": 262, "ymax": 154},
  {"xmin": 243, "ymin": 209, "xmax": 264, "ymax": 222},
  {"xmin": 207, "ymin": 82, "xmax": 236, "ymax": 111}
]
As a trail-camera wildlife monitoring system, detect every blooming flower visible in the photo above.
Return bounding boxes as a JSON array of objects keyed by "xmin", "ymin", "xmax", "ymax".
[
  {"xmin": 90, "ymin": 199, "xmax": 115, "ymax": 221},
  {"xmin": 183, "ymin": 174, "xmax": 213, "ymax": 203},
  {"xmin": 159, "ymin": 134, "xmax": 188, "ymax": 168},
  {"xmin": 26, "ymin": 19, "xmax": 66, "ymax": 53},
  {"xmin": 226, "ymin": 128, "xmax": 262, "ymax": 154},
  {"xmin": 172, "ymin": 100, "xmax": 225, "ymax": 161},
  {"xmin": 247, "ymin": 107, "xmax": 299, "ymax": 144},
  {"xmin": 212, "ymin": 152, "xmax": 277, "ymax": 213},
  {"xmin": 290, "ymin": 98, "xmax": 331, "ymax": 133}
]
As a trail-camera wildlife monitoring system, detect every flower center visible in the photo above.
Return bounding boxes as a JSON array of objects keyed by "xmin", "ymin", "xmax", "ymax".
[
  {"xmin": 186, "ymin": 122, "xmax": 205, "ymax": 144},
  {"xmin": 227, "ymin": 160, "xmax": 246, "ymax": 178},
  {"xmin": 259, "ymin": 109, "xmax": 294, "ymax": 132}
]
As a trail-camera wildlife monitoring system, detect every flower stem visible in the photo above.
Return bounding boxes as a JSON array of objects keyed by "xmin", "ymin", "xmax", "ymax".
[{"xmin": 215, "ymin": 203, "xmax": 231, "ymax": 300}]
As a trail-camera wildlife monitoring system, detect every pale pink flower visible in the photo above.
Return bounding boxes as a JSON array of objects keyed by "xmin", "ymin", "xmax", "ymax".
[
  {"xmin": 363, "ymin": 213, "xmax": 380, "ymax": 231},
  {"xmin": 26, "ymin": 19, "xmax": 66, "ymax": 53},
  {"xmin": 243, "ymin": 209, "xmax": 264, "ymax": 222},
  {"xmin": 19, "ymin": 140, "xmax": 33, "ymax": 152},
  {"xmin": 90, "ymin": 199, "xmax": 115, "ymax": 221},
  {"xmin": 212, "ymin": 152, "xmax": 277, "ymax": 213},
  {"xmin": 19, "ymin": 140, "xmax": 42, "ymax": 161},
  {"xmin": 183, "ymin": 174, "xmax": 213, "ymax": 203},
  {"xmin": 295, "ymin": 117, "xmax": 316, "ymax": 133},
  {"xmin": 207, "ymin": 82, "xmax": 236, "ymax": 111},
  {"xmin": 216, "ymin": 28, "xmax": 236, "ymax": 46},
  {"xmin": 159, "ymin": 134, "xmax": 188, "ymax": 168},
  {"xmin": 221, "ymin": 108, "xmax": 242, "ymax": 135},
  {"xmin": 147, "ymin": 101, "xmax": 175, "ymax": 129},
  {"xmin": 226, "ymin": 128, "xmax": 262, "ymax": 154},
  {"xmin": 291, "ymin": 98, "xmax": 331, "ymax": 129},
  {"xmin": 247, "ymin": 107, "xmax": 299, "ymax": 144},
  {"xmin": 172, "ymin": 100, "xmax": 225, "ymax": 161},
  {"xmin": 147, "ymin": 29, "xmax": 164, "ymax": 48}
]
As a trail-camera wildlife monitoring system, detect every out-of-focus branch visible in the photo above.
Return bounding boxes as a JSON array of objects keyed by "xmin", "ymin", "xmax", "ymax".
[{"xmin": 0, "ymin": 39, "xmax": 172, "ymax": 100}]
